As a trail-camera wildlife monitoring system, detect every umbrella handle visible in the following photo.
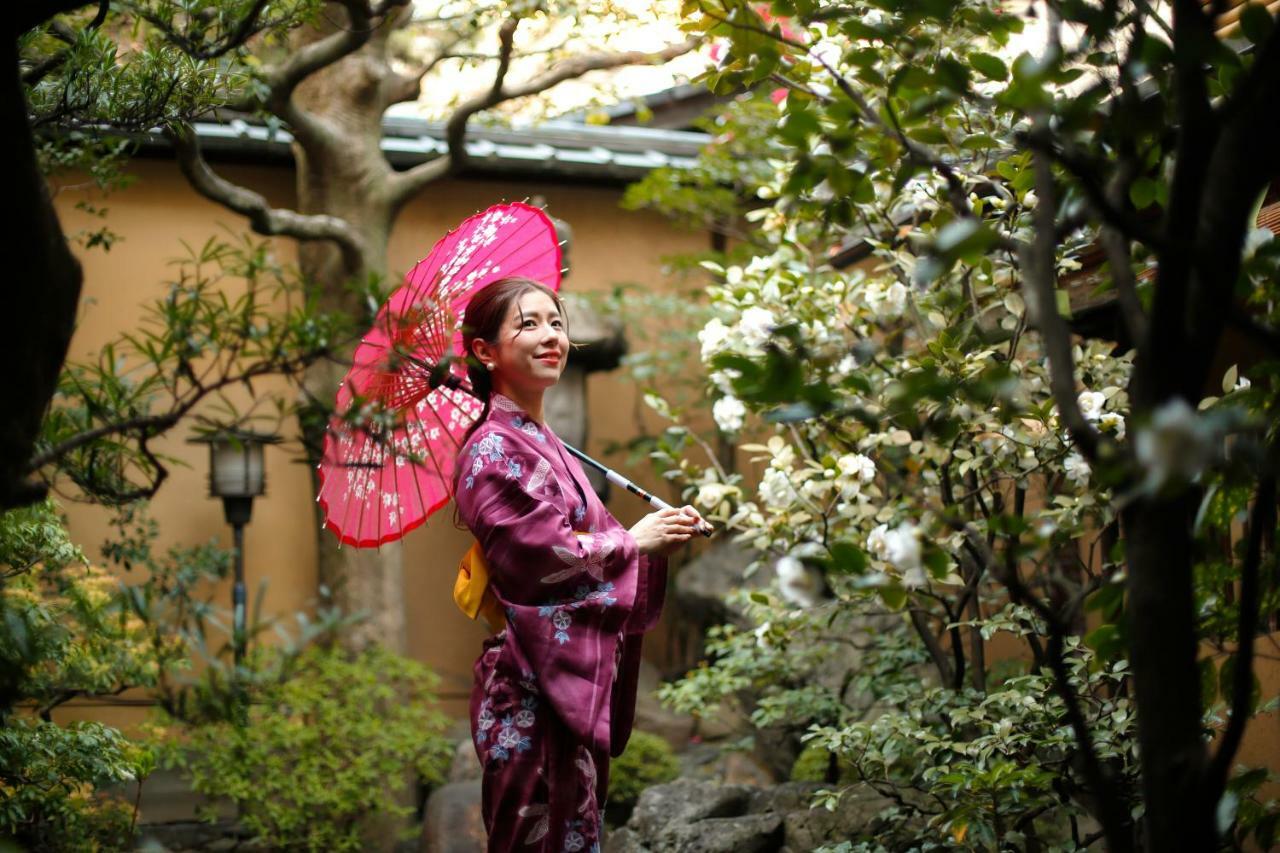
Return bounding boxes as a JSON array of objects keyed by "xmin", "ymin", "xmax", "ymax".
[{"xmin": 561, "ymin": 442, "xmax": 714, "ymax": 538}]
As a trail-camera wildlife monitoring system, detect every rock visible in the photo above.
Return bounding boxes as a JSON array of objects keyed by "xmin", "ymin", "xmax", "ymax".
[
  {"xmin": 677, "ymin": 742, "xmax": 777, "ymax": 788},
  {"xmin": 627, "ymin": 779, "xmax": 754, "ymax": 841},
  {"xmin": 665, "ymin": 814, "xmax": 784, "ymax": 853},
  {"xmin": 674, "ymin": 541, "xmax": 762, "ymax": 627},
  {"xmin": 750, "ymin": 725, "xmax": 804, "ymax": 782},
  {"xmin": 446, "ymin": 738, "xmax": 482, "ymax": 784},
  {"xmin": 692, "ymin": 698, "xmax": 750, "ymax": 742},
  {"xmin": 419, "ymin": 780, "xmax": 486, "ymax": 853},
  {"xmin": 603, "ymin": 826, "xmax": 650, "ymax": 853},
  {"xmin": 780, "ymin": 783, "xmax": 893, "ymax": 850},
  {"xmin": 748, "ymin": 781, "xmax": 823, "ymax": 815},
  {"xmin": 632, "ymin": 659, "xmax": 695, "ymax": 749}
]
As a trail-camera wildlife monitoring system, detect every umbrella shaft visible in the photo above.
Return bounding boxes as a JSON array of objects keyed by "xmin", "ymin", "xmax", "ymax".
[{"xmin": 561, "ymin": 442, "xmax": 713, "ymax": 538}]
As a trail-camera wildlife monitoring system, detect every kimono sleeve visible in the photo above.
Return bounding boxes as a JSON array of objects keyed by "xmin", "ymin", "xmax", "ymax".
[
  {"xmin": 625, "ymin": 556, "xmax": 667, "ymax": 635},
  {"xmin": 454, "ymin": 428, "xmax": 641, "ymax": 756}
]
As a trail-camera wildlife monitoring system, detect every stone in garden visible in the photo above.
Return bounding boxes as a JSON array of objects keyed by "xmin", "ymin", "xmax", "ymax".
[
  {"xmin": 419, "ymin": 780, "xmax": 485, "ymax": 853},
  {"xmin": 603, "ymin": 826, "xmax": 650, "ymax": 853},
  {"xmin": 632, "ymin": 658, "xmax": 695, "ymax": 748},
  {"xmin": 627, "ymin": 779, "xmax": 754, "ymax": 841},
  {"xmin": 673, "ymin": 541, "xmax": 761, "ymax": 627},
  {"xmin": 665, "ymin": 814, "xmax": 784, "ymax": 853},
  {"xmin": 446, "ymin": 738, "xmax": 482, "ymax": 783},
  {"xmin": 780, "ymin": 782, "xmax": 893, "ymax": 850},
  {"xmin": 748, "ymin": 780, "xmax": 823, "ymax": 816}
]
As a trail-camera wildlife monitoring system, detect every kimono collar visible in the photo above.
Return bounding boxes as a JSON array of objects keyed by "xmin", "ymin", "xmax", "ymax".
[
  {"xmin": 491, "ymin": 392, "xmax": 594, "ymax": 513},
  {"xmin": 491, "ymin": 392, "xmax": 540, "ymax": 424}
]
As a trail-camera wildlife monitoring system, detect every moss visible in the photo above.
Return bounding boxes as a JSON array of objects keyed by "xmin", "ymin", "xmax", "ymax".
[
  {"xmin": 608, "ymin": 731, "xmax": 681, "ymax": 809},
  {"xmin": 789, "ymin": 742, "xmax": 856, "ymax": 785}
]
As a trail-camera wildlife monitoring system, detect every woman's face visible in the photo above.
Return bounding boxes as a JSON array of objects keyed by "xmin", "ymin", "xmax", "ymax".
[{"xmin": 478, "ymin": 289, "xmax": 568, "ymax": 395}]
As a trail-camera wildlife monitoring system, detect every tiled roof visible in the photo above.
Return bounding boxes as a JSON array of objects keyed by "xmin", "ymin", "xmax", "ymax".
[{"xmin": 145, "ymin": 114, "xmax": 710, "ymax": 183}]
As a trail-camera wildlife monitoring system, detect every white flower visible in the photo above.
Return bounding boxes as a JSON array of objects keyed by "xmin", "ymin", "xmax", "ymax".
[
  {"xmin": 862, "ymin": 8, "xmax": 885, "ymax": 26},
  {"xmin": 775, "ymin": 556, "xmax": 819, "ymax": 607},
  {"xmin": 837, "ymin": 453, "xmax": 876, "ymax": 483},
  {"xmin": 867, "ymin": 523, "xmax": 890, "ymax": 559},
  {"xmin": 712, "ymin": 395, "xmax": 746, "ymax": 433},
  {"xmin": 709, "ymin": 368, "xmax": 740, "ymax": 394},
  {"xmin": 1235, "ymin": 375, "xmax": 1252, "ymax": 392},
  {"xmin": 695, "ymin": 482, "xmax": 734, "ymax": 509},
  {"xmin": 883, "ymin": 282, "xmax": 909, "ymax": 316},
  {"xmin": 754, "ymin": 620, "xmax": 773, "ymax": 650},
  {"xmin": 698, "ymin": 318, "xmax": 732, "ymax": 360},
  {"xmin": 1098, "ymin": 412, "xmax": 1126, "ymax": 438},
  {"xmin": 1134, "ymin": 398, "xmax": 1217, "ymax": 490},
  {"xmin": 738, "ymin": 306, "xmax": 777, "ymax": 350},
  {"xmin": 883, "ymin": 522, "xmax": 922, "ymax": 574},
  {"xmin": 1077, "ymin": 390, "xmax": 1106, "ymax": 422},
  {"xmin": 901, "ymin": 566, "xmax": 928, "ymax": 589},
  {"xmin": 758, "ymin": 468, "xmax": 794, "ymax": 507},
  {"xmin": 1063, "ymin": 452, "xmax": 1091, "ymax": 485}
]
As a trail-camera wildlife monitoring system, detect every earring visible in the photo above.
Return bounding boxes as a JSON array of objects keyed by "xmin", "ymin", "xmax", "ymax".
[{"xmin": 485, "ymin": 363, "xmax": 494, "ymax": 371}]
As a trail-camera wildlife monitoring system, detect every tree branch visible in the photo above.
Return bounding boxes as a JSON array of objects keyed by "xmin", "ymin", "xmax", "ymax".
[
  {"xmin": 166, "ymin": 124, "xmax": 367, "ymax": 270},
  {"xmin": 12, "ymin": 0, "xmax": 94, "ymax": 36},
  {"xmin": 1204, "ymin": 473, "xmax": 1276, "ymax": 806},
  {"xmin": 20, "ymin": 0, "xmax": 107, "ymax": 86},
  {"xmin": 227, "ymin": 0, "xmax": 411, "ymax": 147},
  {"xmin": 908, "ymin": 607, "xmax": 954, "ymax": 686},
  {"xmin": 28, "ymin": 347, "xmax": 328, "ymax": 477},
  {"xmin": 1020, "ymin": 147, "xmax": 1102, "ymax": 461},
  {"xmin": 957, "ymin": 520, "xmax": 1134, "ymax": 851},
  {"xmin": 388, "ymin": 29, "xmax": 700, "ymax": 207}
]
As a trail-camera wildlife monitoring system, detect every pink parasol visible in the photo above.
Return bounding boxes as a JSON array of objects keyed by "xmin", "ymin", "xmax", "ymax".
[{"xmin": 316, "ymin": 202, "xmax": 562, "ymax": 547}]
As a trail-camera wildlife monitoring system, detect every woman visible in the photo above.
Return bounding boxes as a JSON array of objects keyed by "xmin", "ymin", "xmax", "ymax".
[{"xmin": 452, "ymin": 276, "xmax": 701, "ymax": 852}]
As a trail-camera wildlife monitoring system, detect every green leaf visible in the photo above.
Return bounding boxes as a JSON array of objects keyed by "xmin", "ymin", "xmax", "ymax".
[
  {"xmin": 828, "ymin": 541, "xmax": 869, "ymax": 575},
  {"xmin": 878, "ymin": 584, "xmax": 908, "ymax": 610},
  {"xmin": 934, "ymin": 218, "xmax": 995, "ymax": 260},
  {"xmin": 907, "ymin": 127, "xmax": 950, "ymax": 145},
  {"xmin": 970, "ymin": 52, "xmax": 1008, "ymax": 82},
  {"xmin": 1129, "ymin": 177, "xmax": 1160, "ymax": 210},
  {"xmin": 1083, "ymin": 623, "xmax": 1125, "ymax": 662}
]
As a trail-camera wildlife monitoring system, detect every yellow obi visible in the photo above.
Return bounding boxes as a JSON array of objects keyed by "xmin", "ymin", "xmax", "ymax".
[
  {"xmin": 454, "ymin": 542, "xmax": 507, "ymax": 633},
  {"xmin": 454, "ymin": 532, "xmax": 595, "ymax": 634}
]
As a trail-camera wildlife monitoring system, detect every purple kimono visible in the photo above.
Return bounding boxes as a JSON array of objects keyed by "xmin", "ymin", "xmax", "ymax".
[{"xmin": 454, "ymin": 393, "xmax": 667, "ymax": 853}]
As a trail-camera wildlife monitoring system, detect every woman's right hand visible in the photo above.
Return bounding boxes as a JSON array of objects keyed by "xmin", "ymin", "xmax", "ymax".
[{"xmin": 630, "ymin": 506, "xmax": 702, "ymax": 557}]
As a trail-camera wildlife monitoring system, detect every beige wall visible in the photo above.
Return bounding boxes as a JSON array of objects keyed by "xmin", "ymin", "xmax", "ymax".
[{"xmin": 51, "ymin": 156, "xmax": 706, "ymax": 726}]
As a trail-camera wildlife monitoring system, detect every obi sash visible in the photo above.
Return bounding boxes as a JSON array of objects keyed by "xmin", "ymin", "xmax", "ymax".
[
  {"xmin": 454, "ymin": 542, "xmax": 507, "ymax": 633},
  {"xmin": 454, "ymin": 532, "xmax": 595, "ymax": 634}
]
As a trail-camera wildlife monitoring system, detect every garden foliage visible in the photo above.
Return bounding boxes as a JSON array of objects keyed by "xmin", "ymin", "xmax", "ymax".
[
  {"xmin": 151, "ymin": 644, "xmax": 452, "ymax": 851},
  {"xmin": 624, "ymin": 0, "xmax": 1280, "ymax": 848}
]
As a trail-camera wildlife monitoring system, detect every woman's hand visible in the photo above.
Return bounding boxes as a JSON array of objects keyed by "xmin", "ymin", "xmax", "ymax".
[{"xmin": 630, "ymin": 506, "xmax": 704, "ymax": 557}]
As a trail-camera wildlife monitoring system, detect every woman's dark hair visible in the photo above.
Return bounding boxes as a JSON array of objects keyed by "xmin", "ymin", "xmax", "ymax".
[{"xmin": 457, "ymin": 276, "xmax": 567, "ymax": 449}]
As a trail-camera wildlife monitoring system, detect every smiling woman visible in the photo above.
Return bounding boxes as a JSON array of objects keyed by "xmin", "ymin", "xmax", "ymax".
[{"xmin": 450, "ymin": 276, "xmax": 703, "ymax": 852}]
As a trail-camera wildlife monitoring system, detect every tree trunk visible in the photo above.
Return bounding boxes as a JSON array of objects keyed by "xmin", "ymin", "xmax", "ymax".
[
  {"xmin": 1122, "ymin": 495, "xmax": 1213, "ymax": 849},
  {"xmin": 5, "ymin": 35, "xmax": 82, "ymax": 510},
  {"xmin": 290, "ymin": 14, "xmax": 410, "ymax": 655}
]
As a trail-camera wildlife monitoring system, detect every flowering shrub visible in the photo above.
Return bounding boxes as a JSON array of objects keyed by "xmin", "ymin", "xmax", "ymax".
[{"xmin": 626, "ymin": 0, "xmax": 1280, "ymax": 846}]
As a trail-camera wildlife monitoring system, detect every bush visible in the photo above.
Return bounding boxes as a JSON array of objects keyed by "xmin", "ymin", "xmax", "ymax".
[
  {"xmin": 0, "ymin": 500, "xmax": 158, "ymax": 851},
  {"xmin": 0, "ymin": 717, "xmax": 147, "ymax": 851},
  {"xmin": 155, "ymin": 643, "xmax": 451, "ymax": 851},
  {"xmin": 608, "ymin": 731, "xmax": 681, "ymax": 811},
  {"xmin": 789, "ymin": 742, "xmax": 854, "ymax": 786}
]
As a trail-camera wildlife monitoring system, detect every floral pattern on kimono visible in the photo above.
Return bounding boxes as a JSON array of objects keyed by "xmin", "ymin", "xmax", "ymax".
[{"xmin": 456, "ymin": 394, "xmax": 667, "ymax": 853}]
